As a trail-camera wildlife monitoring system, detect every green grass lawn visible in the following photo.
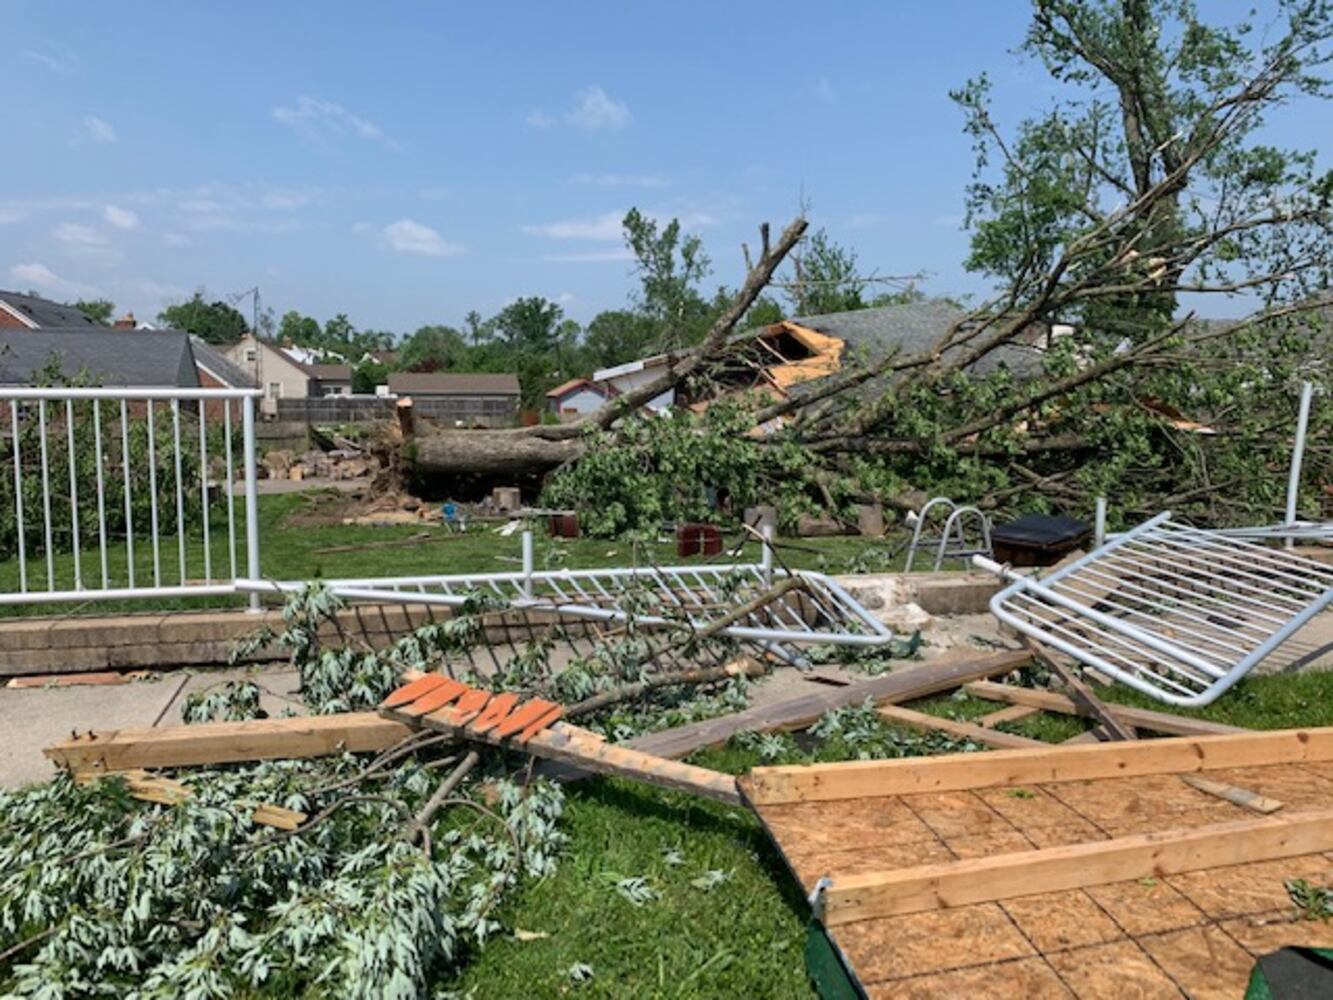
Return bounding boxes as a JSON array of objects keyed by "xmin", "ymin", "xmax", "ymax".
[
  {"xmin": 8, "ymin": 487, "xmax": 1333, "ymax": 995},
  {"xmin": 0, "ymin": 489, "xmax": 914, "ymax": 618}
]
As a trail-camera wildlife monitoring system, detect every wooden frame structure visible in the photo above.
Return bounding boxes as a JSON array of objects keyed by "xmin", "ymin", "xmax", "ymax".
[{"xmin": 742, "ymin": 726, "xmax": 1333, "ymax": 996}]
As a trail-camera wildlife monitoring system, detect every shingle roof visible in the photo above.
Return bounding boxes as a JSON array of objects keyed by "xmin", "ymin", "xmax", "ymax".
[
  {"xmin": 302, "ymin": 363, "xmax": 353, "ymax": 381},
  {"xmin": 789, "ymin": 299, "xmax": 1045, "ymax": 376},
  {"xmin": 190, "ymin": 336, "xmax": 258, "ymax": 388},
  {"xmin": 0, "ymin": 290, "xmax": 98, "ymax": 328},
  {"xmin": 388, "ymin": 372, "xmax": 521, "ymax": 396},
  {"xmin": 0, "ymin": 329, "xmax": 199, "ymax": 386}
]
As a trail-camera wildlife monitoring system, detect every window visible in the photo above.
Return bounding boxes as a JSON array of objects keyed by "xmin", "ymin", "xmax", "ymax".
[
  {"xmin": 245, "ymin": 348, "xmax": 257, "ymax": 362},
  {"xmin": 267, "ymin": 382, "xmax": 282, "ymax": 399}
]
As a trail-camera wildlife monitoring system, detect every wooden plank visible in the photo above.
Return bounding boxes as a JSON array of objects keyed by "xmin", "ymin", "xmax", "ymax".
[
  {"xmin": 1028, "ymin": 640, "xmax": 1137, "ymax": 741},
  {"xmin": 383, "ymin": 704, "xmax": 740, "ymax": 805},
  {"xmin": 45, "ymin": 712, "xmax": 413, "ymax": 775},
  {"xmin": 1061, "ymin": 730, "xmax": 1101, "ymax": 745},
  {"xmin": 1180, "ymin": 774, "xmax": 1284, "ymax": 815},
  {"xmin": 821, "ymin": 807, "xmax": 1333, "ymax": 926},
  {"xmin": 963, "ymin": 681, "xmax": 1246, "ymax": 736},
  {"xmin": 625, "ymin": 650, "xmax": 1031, "ymax": 761},
  {"xmin": 977, "ymin": 704, "xmax": 1040, "ymax": 728},
  {"xmin": 876, "ymin": 705, "xmax": 1045, "ymax": 750},
  {"xmin": 742, "ymin": 727, "xmax": 1333, "ymax": 805}
]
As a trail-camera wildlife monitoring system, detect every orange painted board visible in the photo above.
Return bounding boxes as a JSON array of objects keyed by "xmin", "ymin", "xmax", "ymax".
[
  {"xmin": 382, "ymin": 673, "xmax": 448, "ymax": 708},
  {"xmin": 443, "ymin": 688, "xmax": 492, "ymax": 726},
  {"xmin": 519, "ymin": 705, "xmax": 564, "ymax": 743},
  {"xmin": 471, "ymin": 693, "xmax": 520, "ymax": 735},
  {"xmin": 398, "ymin": 679, "xmax": 469, "ymax": 718},
  {"xmin": 493, "ymin": 699, "xmax": 559, "ymax": 739}
]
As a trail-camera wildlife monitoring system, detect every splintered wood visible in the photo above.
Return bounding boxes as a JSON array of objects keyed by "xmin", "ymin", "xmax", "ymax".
[
  {"xmin": 379, "ymin": 677, "xmax": 741, "ymax": 804},
  {"xmin": 742, "ymin": 728, "xmax": 1333, "ymax": 998}
]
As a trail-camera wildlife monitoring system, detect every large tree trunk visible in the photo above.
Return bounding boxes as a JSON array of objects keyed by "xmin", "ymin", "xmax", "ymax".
[{"xmin": 412, "ymin": 428, "xmax": 585, "ymax": 479}]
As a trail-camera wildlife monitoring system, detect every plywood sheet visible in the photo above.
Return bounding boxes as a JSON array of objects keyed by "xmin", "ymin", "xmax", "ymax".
[{"xmin": 750, "ymin": 755, "xmax": 1333, "ymax": 997}]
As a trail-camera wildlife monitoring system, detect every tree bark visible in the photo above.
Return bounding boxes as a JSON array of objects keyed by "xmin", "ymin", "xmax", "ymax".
[{"xmin": 413, "ymin": 428, "xmax": 586, "ymax": 478}]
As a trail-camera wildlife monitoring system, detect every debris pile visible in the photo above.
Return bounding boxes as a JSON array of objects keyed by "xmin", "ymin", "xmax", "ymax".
[{"xmin": 260, "ymin": 447, "xmax": 380, "ymax": 482}]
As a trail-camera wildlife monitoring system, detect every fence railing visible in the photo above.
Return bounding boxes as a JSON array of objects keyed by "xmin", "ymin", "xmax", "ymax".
[{"xmin": 0, "ymin": 387, "xmax": 261, "ymax": 607}]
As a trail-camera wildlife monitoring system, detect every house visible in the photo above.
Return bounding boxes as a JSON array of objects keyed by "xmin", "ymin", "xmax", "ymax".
[
  {"xmin": 0, "ymin": 290, "xmax": 98, "ymax": 329},
  {"xmin": 386, "ymin": 372, "xmax": 521, "ymax": 427},
  {"xmin": 0, "ymin": 328, "xmax": 199, "ymax": 386},
  {"xmin": 224, "ymin": 334, "xmax": 312, "ymax": 414},
  {"xmin": 591, "ymin": 355, "xmax": 675, "ymax": 413},
  {"xmin": 545, "ymin": 378, "xmax": 610, "ymax": 420},
  {"xmin": 785, "ymin": 298, "xmax": 1048, "ymax": 379},
  {"xmin": 303, "ymin": 363, "xmax": 353, "ymax": 397},
  {"xmin": 590, "ymin": 299, "xmax": 1053, "ymax": 419}
]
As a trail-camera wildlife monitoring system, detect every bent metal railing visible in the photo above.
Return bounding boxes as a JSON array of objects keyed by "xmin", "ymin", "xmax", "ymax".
[
  {"xmin": 0, "ymin": 387, "xmax": 262, "ymax": 607},
  {"xmin": 0, "ymin": 386, "xmax": 896, "ymax": 659}
]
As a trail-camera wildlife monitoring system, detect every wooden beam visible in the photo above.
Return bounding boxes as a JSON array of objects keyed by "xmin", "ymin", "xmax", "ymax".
[
  {"xmin": 977, "ymin": 704, "xmax": 1041, "ymax": 728},
  {"xmin": 876, "ymin": 705, "xmax": 1045, "ymax": 750},
  {"xmin": 963, "ymin": 681, "xmax": 1245, "ymax": 737},
  {"xmin": 741, "ymin": 727, "xmax": 1333, "ymax": 805},
  {"xmin": 624, "ymin": 649, "xmax": 1032, "ymax": 761},
  {"xmin": 383, "ymin": 706, "xmax": 741, "ymax": 805},
  {"xmin": 821, "ymin": 807, "xmax": 1333, "ymax": 926},
  {"xmin": 45, "ymin": 713, "xmax": 414, "ymax": 775},
  {"xmin": 1028, "ymin": 640, "xmax": 1137, "ymax": 741}
]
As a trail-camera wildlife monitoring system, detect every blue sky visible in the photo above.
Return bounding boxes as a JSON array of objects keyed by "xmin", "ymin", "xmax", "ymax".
[{"xmin": 5, "ymin": 1, "xmax": 1325, "ymax": 333}]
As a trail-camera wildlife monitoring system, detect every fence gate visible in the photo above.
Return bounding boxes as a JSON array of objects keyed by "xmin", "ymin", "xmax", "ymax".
[{"xmin": 0, "ymin": 387, "xmax": 261, "ymax": 607}]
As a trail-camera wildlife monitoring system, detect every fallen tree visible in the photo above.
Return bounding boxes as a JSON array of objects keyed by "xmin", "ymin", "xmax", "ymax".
[{"xmin": 406, "ymin": 1, "xmax": 1333, "ymax": 532}]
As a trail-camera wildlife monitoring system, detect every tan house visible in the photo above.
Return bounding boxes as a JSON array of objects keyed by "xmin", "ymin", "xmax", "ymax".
[{"xmin": 224, "ymin": 334, "xmax": 311, "ymax": 415}]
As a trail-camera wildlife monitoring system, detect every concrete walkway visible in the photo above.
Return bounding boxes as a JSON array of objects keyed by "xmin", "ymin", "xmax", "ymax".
[{"xmin": 0, "ymin": 664, "xmax": 302, "ymax": 788}]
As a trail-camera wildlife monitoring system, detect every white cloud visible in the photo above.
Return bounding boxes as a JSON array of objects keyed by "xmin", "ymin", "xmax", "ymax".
[
  {"xmin": 23, "ymin": 46, "xmax": 78, "ymax": 72},
  {"xmin": 162, "ymin": 232, "xmax": 191, "ymax": 247},
  {"xmin": 566, "ymin": 86, "xmax": 631, "ymax": 129},
  {"xmin": 83, "ymin": 115, "xmax": 117, "ymax": 143},
  {"xmin": 103, "ymin": 204, "xmax": 140, "ymax": 230},
  {"xmin": 273, "ymin": 96, "xmax": 396, "ymax": 149},
  {"xmin": 53, "ymin": 222, "xmax": 107, "ymax": 246},
  {"xmin": 9, "ymin": 262, "xmax": 94, "ymax": 296},
  {"xmin": 0, "ymin": 207, "xmax": 23, "ymax": 225},
  {"xmin": 571, "ymin": 172, "xmax": 669, "ymax": 188},
  {"xmin": 541, "ymin": 249, "xmax": 636, "ymax": 263},
  {"xmin": 528, "ymin": 86, "xmax": 632, "ymax": 131},
  {"xmin": 524, "ymin": 207, "xmax": 716, "ymax": 243},
  {"xmin": 381, "ymin": 219, "xmax": 463, "ymax": 257},
  {"xmin": 813, "ymin": 76, "xmax": 835, "ymax": 104},
  {"xmin": 523, "ymin": 211, "xmax": 625, "ymax": 241},
  {"xmin": 557, "ymin": 291, "xmax": 577, "ymax": 305}
]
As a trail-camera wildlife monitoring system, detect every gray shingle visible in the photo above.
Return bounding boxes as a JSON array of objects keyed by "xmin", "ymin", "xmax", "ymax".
[
  {"xmin": 190, "ymin": 336, "xmax": 258, "ymax": 388},
  {"xmin": 0, "ymin": 290, "xmax": 98, "ymax": 328},
  {"xmin": 0, "ymin": 329, "xmax": 199, "ymax": 386}
]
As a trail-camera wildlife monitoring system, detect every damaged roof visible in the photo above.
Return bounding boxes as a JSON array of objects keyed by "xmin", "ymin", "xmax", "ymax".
[{"xmin": 790, "ymin": 299, "xmax": 1047, "ymax": 377}]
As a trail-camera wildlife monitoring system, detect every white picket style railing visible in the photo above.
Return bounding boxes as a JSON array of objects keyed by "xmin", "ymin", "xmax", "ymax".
[{"xmin": 0, "ymin": 387, "xmax": 261, "ymax": 607}]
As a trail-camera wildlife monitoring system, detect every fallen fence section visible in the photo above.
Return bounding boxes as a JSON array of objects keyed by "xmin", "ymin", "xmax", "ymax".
[
  {"xmin": 240, "ymin": 561, "xmax": 895, "ymax": 667},
  {"xmin": 379, "ymin": 678, "xmax": 741, "ymax": 804},
  {"xmin": 976, "ymin": 512, "xmax": 1333, "ymax": 707}
]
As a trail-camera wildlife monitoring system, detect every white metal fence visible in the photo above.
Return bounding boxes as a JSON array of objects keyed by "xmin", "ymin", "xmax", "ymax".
[{"xmin": 0, "ymin": 387, "xmax": 261, "ymax": 606}]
